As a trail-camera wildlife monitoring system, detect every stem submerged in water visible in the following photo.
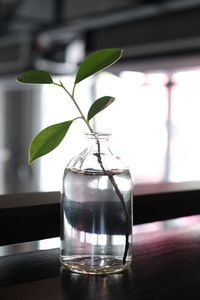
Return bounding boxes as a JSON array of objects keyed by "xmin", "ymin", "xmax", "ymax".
[{"xmin": 94, "ymin": 139, "xmax": 131, "ymax": 265}]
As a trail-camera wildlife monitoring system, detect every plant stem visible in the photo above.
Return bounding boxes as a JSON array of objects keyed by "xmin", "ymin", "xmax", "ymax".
[
  {"xmin": 54, "ymin": 81, "xmax": 94, "ymax": 133},
  {"xmin": 94, "ymin": 143, "xmax": 131, "ymax": 265},
  {"xmin": 54, "ymin": 80, "xmax": 130, "ymax": 265}
]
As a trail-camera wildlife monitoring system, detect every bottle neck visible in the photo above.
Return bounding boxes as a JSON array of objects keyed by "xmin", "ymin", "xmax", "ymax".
[{"xmin": 85, "ymin": 132, "xmax": 112, "ymax": 154}]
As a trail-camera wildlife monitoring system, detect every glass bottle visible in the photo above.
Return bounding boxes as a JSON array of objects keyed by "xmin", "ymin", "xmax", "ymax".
[{"xmin": 60, "ymin": 132, "xmax": 133, "ymax": 274}]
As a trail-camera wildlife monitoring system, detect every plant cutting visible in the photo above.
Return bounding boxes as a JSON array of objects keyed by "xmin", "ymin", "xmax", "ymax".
[{"xmin": 17, "ymin": 48, "xmax": 133, "ymax": 275}]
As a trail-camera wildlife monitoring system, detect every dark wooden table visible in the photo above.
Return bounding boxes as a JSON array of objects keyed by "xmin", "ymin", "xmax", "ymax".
[{"xmin": 1, "ymin": 217, "xmax": 200, "ymax": 299}]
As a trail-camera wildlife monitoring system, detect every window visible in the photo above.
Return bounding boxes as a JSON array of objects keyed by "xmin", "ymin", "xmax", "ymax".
[
  {"xmin": 94, "ymin": 71, "xmax": 168, "ymax": 183},
  {"xmin": 1, "ymin": 65, "xmax": 200, "ymax": 195},
  {"xmin": 36, "ymin": 67, "xmax": 200, "ymax": 191},
  {"xmin": 170, "ymin": 70, "xmax": 200, "ymax": 182},
  {"xmin": 94, "ymin": 68, "xmax": 200, "ymax": 185}
]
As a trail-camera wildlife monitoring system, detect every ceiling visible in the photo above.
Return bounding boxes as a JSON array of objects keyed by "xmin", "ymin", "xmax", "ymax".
[{"xmin": 1, "ymin": 0, "xmax": 200, "ymax": 75}]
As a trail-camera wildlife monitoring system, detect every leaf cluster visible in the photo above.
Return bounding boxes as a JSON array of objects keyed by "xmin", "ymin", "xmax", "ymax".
[{"xmin": 17, "ymin": 48, "xmax": 123, "ymax": 163}]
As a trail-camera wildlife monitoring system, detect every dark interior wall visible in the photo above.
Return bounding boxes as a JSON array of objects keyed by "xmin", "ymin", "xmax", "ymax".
[
  {"xmin": 1, "ymin": 0, "xmax": 200, "ymax": 74},
  {"xmin": 63, "ymin": 0, "xmax": 133, "ymax": 19},
  {"xmin": 86, "ymin": 6, "xmax": 200, "ymax": 59}
]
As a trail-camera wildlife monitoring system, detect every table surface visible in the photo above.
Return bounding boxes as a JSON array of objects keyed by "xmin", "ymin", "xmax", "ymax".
[{"xmin": 1, "ymin": 218, "xmax": 200, "ymax": 300}]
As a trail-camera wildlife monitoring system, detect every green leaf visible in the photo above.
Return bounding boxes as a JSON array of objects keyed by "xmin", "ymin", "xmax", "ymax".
[
  {"xmin": 29, "ymin": 120, "xmax": 73, "ymax": 163},
  {"xmin": 75, "ymin": 48, "xmax": 123, "ymax": 84},
  {"xmin": 17, "ymin": 70, "xmax": 53, "ymax": 84},
  {"xmin": 87, "ymin": 96, "xmax": 115, "ymax": 121}
]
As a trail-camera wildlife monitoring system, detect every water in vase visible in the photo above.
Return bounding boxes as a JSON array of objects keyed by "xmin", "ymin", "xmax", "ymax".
[{"xmin": 60, "ymin": 168, "xmax": 133, "ymax": 274}]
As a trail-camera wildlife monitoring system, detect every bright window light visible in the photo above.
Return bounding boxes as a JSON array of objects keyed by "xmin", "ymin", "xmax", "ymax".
[
  {"xmin": 170, "ymin": 70, "xmax": 200, "ymax": 181},
  {"xmin": 36, "ymin": 67, "xmax": 200, "ymax": 190},
  {"xmin": 39, "ymin": 75, "xmax": 93, "ymax": 191},
  {"xmin": 94, "ymin": 71, "xmax": 168, "ymax": 183}
]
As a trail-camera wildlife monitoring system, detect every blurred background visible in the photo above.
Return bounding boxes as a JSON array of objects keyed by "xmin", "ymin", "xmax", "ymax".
[{"xmin": 1, "ymin": 0, "xmax": 200, "ymax": 195}]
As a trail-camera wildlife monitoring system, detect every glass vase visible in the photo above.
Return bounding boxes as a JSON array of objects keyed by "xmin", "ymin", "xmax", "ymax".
[{"xmin": 60, "ymin": 132, "xmax": 133, "ymax": 275}]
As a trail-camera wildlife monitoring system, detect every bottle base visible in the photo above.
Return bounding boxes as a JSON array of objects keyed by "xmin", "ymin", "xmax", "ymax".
[{"xmin": 61, "ymin": 255, "xmax": 131, "ymax": 275}]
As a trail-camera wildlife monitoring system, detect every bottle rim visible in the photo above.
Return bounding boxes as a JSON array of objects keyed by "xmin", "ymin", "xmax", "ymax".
[{"xmin": 84, "ymin": 132, "xmax": 111, "ymax": 139}]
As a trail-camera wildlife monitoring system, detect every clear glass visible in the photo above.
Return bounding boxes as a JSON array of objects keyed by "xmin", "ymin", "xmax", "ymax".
[{"xmin": 60, "ymin": 132, "xmax": 133, "ymax": 274}]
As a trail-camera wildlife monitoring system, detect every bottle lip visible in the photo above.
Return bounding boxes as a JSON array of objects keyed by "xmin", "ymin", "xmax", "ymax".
[{"xmin": 84, "ymin": 132, "xmax": 111, "ymax": 139}]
